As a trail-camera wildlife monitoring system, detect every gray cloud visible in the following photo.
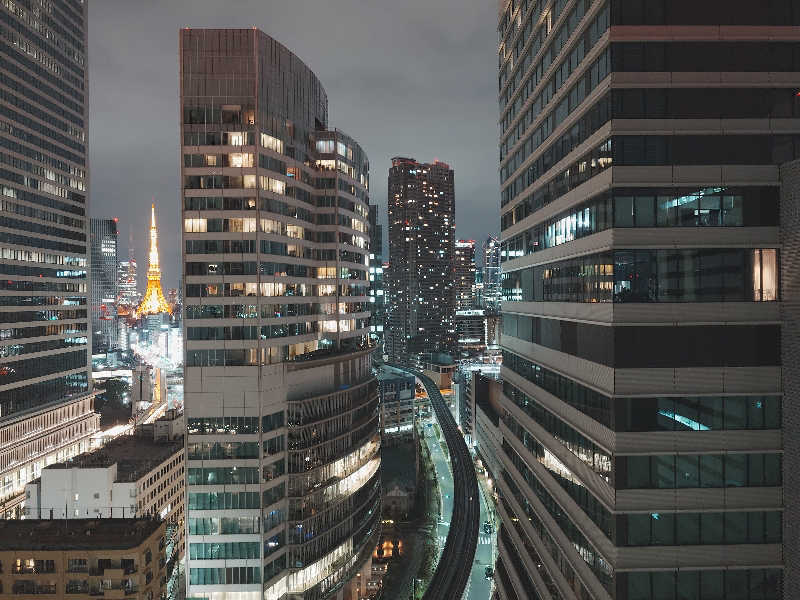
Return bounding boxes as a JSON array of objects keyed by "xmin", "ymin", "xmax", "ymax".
[{"xmin": 88, "ymin": 0, "xmax": 499, "ymax": 289}]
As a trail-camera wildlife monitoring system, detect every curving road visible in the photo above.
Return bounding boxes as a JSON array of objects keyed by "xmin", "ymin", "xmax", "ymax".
[{"xmin": 406, "ymin": 368, "xmax": 480, "ymax": 600}]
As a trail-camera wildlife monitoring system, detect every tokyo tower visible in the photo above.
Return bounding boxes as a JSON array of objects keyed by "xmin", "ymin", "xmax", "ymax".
[{"xmin": 136, "ymin": 203, "xmax": 171, "ymax": 316}]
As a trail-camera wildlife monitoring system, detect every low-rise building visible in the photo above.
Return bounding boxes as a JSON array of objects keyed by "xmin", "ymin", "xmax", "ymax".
[
  {"xmin": 0, "ymin": 518, "xmax": 168, "ymax": 600},
  {"xmin": 24, "ymin": 426, "xmax": 184, "ymax": 559},
  {"xmin": 0, "ymin": 396, "xmax": 99, "ymax": 519}
]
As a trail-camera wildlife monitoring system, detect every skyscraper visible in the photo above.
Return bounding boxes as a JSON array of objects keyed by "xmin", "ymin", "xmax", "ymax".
[
  {"xmin": 0, "ymin": 0, "xmax": 98, "ymax": 519},
  {"xmin": 368, "ymin": 204, "xmax": 386, "ymax": 346},
  {"xmin": 455, "ymin": 239, "xmax": 477, "ymax": 310},
  {"xmin": 482, "ymin": 235, "xmax": 501, "ymax": 310},
  {"xmin": 180, "ymin": 28, "xmax": 379, "ymax": 599},
  {"xmin": 90, "ymin": 218, "xmax": 119, "ymax": 351},
  {"xmin": 386, "ymin": 157, "xmax": 456, "ymax": 364},
  {"xmin": 495, "ymin": 1, "xmax": 796, "ymax": 599},
  {"xmin": 117, "ymin": 252, "xmax": 140, "ymax": 312}
]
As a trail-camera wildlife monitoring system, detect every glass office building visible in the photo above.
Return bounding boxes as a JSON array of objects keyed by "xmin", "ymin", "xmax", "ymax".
[
  {"xmin": 495, "ymin": 1, "xmax": 798, "ymax": 599},
  {"xmin": 0, "ymin": 0, "xmax": 98, "ymax": 519},
  {"xmin": 180, "ymin": 29, "xmax": 379, "ymax": 600}
]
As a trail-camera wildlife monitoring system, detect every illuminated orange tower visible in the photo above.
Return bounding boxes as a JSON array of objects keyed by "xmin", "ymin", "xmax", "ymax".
[{"xmin": 136, "ymin": 203, "xmax": 171, "ymax": 316}]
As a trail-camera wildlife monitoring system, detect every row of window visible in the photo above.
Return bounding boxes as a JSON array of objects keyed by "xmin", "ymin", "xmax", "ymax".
[
  {"xmin": 185, "ymin": 282, "xmax": 368, "ymax": 299},
  {"xmin": 0, "ymin": 117, "xmax": 84, "ymax": 166},
  {"xmin": 612, "ymin": 41, "xmax": 800, "ymax": 73},
  {"xmin": 0, "ymin": 372, "xmax": 88, "ymax": 425},
  {"xmin": 0, "ymin": 104, "xmax": 84, "ymax": 153},
  {"xmin": 189, "ymin": 542, "xmax": 259, "ymax": 560},
  {"xmin": 503, "ymin": 348, "xmax": 781, "ymax": 433},
  {"xmin": 621, "ymin": 510, "xmax": 781, "ymax": 547},
  {"xmin": 502, "ymin": 313, "xmax": 781, "ymax": 368},
  {"xmin": 0, "ymin": 295, "xmax": 84, "ymax": 307},
  {"xmin": 188, "ymin": 567, "xmax": 261, "ymax": 586},
  {"xmin": 619, "ymin": 453, "xmax": 782, "ymax": 489},
  {"xmin": 501, "ymin": 184, "xmax": 778, "ymax": 237},
  {"xmin": 505, "ymin": 413, "xmax": 614, "ymax": 536},
  {"xmin": 185, "ymin": 302, "xmax": 366, "ymax": 320},
  {"xmin": 187, "ymin": 411, "xmax": 284, "ymax": 437},
  {"xmin": 0, "ymin": 231, "xmax": 85, "ymax": 255},
  {"xmin": 501, "ymin": 451, "xmax": 614, "ymax": 590},
  {"xmin": 187, "ymin": 492, "xmax": 259, "ymax": 511},
  {"xmin": 0, "ymin": 336, "xmax": 86, "ymax": 358},
  {"xmin": 503, "ymin": 380, "xmax": 612, "ymax": 479},
  {"xmin": 0, "ymin": 36, "xmax": 84, "ymax": 103},
  {"xmin": 611, "ymin": 0, "xmax": 800, "ymax": 25},
  {"xmin": 617, "ymin": 569, "xmax": 782, "ymax": 600},
  {"xmin": 0, "ymin": 279, "xmax": 85, "ymax": 293},
  {"xmin": 0, "ymin": 349, "xmax": 87, "ymax": 384},
  {"xmin": 0, "ymin": 130, "xmax": 85, "ymax": 190},
  {"xmin": 501, "ymin": 47, "xmax": 611, "ymax": 183},
  {"xmin": 502, "ymin": 248, "xmax": 779, "ymax": 303},
  {"xmin": 187, "ymin": 467, "xmax": 262, "ymax": 486},
  {"xmin": 187, "ymin": 322, "xmax": 346, "ymax": 340},
  {"xmin": 503, "ymin": 130, "xmax": 800, "ymax": 210}
]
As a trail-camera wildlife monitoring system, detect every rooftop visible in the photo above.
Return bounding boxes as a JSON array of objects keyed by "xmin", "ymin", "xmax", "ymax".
[
  {"xmin": 376, "ymin": 365, "xmax": 415, "ymax": 382},
  {"xmin": 0, "ymin": 518, "xmax": 162, "ymax": 551},
  {"xmin": 44, "ymin": 435, "xmax": 182, "ymax": 483}
]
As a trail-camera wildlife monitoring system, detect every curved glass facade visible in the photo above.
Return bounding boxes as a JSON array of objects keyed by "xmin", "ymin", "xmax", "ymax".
[{"xmin": 181, "ymin": 29, "xmax": 378, "ymax": 600}]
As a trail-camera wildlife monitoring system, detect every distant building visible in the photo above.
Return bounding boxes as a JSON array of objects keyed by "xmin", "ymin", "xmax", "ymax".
[
  {"xmin": 118, "ymin": 254, "xmax": 139, "ymax": 311},
  {"xmin": 420, "ymin": 353, "xmax": 457, "ymax": 390},
  {"xmin": 369, "ymin": 205, "xmax": 387, "ymax": 346},
  {"xmin": 24, "ymin": 420, "xmax": 184, "ymax": 557},
  {"xmin": 0, "ymin": 518, "xmax": 170, "ymax": 600},
  {"xmin": 482, "ymin": 235, "xmax": 501, "ymax": 310},
  {"xmin": 455, "ymin": 309, "xmax": 487, "ymax": 357},
  {"xmin": 376, "ymin": 365, "xmax": 416, "ymax": 445},
  {"xmin": 455, "ymin": 240, "xmax": 477, "ymax": 310},
  {"xmin": 387, "ymin": 157, "xmax": 456, "ymax": 364},
  {"xmin": 90, "ymin": 219, "xmax": 120, "ymax": 351}
]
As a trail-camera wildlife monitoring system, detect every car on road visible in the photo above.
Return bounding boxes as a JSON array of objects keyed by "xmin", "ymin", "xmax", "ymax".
[
  {"xmin": 484, "ymin": 566, "xmax": 494, "ymax": 579},
  {"xmin": 483, "ymin": 521, "xmax": 493, "ymax": 534}
]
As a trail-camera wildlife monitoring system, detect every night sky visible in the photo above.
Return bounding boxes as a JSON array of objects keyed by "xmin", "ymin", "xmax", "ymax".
[{"xmin": 88, "ymin": 1, "xmax": 499, "ymax": 291}]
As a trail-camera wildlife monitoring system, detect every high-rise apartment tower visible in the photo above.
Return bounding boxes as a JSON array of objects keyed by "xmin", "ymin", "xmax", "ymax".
[
  {"xmin": 455, "ymin": 239, "xmax": 477, "ymax": 310},
  {"xmin": 90, "ymin": 218, "xmax": 119, "ymax": 351},
  {"xmin": 386, "ymin": 157, "xmax": 456, "ymax": 364},
  {"xmin": 0, "ymin": 0, "xmax": 98, "ymax": 519},
  {"xmin": 495, "ymin": 1, "xmax": 799, "ymax": 599},
  {"xmin": 180, "ymin": 28, "xmax": 380, "ymax": 600}
]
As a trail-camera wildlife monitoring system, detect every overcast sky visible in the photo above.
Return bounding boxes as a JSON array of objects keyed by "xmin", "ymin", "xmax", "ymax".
[{"xmin": 88, "ymin": 0, "xmax": 499, "ymax": 291}]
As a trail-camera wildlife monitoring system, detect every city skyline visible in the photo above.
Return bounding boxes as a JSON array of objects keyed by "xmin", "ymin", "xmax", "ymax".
[{"xmin": 87, "ymin": 1, "xmax": 499, "ymax": 291}]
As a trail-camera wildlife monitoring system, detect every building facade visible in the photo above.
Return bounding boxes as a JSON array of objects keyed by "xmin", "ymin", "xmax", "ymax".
[
  {"xmin": 455, "ymin": 239, "xmax": 477, "ymax": 310},
  {"xmin": 180, "ymin": 29, "xmax": 380, "ymax": 600},
  {"xmin": 386, "ymin": 157, "xmax": 456, "ymax": 364},
  {"xmin": 0, "ymin": 518, "xmax": 169, "ymax": 600},
  {"xmin": 455, "ymin": 309, "xmax": 487, "ymax": 357},
  {"xmin": 0, "ymin": 0, "xmax": 98, "ymax": 519},
  {"xmin": 482, "ymin": 236, "xmax": 501, "ymax": 310},
  {"xmin": 118, "ymin": 253, "xmax": 140, "ymax": 312},
  {"xmin": 90, "ymin": 218, "xmax": 119, "ymax": 351},
  {"xmin": 495, "ymin": 1, "xmax": 797, "ymax": 599},
  {"xmin": 368, "ymin": 205, "xmax": 386, "ymax": 346},
  {"xmin": 24, "ymin": 427, "xmax": 185, "ymax": 565},
  {"xmin": 376, "ymin": 365, "xmax": 416, "ymax": 446}
]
